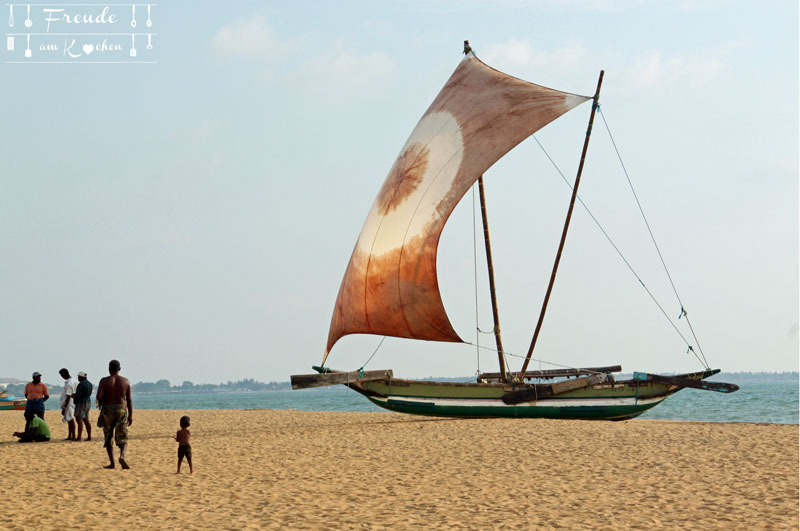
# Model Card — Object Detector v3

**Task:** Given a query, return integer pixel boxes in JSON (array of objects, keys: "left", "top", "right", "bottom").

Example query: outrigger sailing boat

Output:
[{"left": 292, "top": 43, "right": 738, "bottom": 420}]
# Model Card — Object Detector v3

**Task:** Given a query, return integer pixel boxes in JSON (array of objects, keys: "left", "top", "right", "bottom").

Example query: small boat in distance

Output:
[
  {"left": 291, "top": 42, "right": 738, "bottom": 420},
  {"left": 0, "top": 385, "right": 26, "bottom": 411}
]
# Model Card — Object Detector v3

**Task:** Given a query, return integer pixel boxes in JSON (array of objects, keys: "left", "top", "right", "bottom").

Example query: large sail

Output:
[{"left": 324, "top": 53, "right": 590, "bottom": 362}]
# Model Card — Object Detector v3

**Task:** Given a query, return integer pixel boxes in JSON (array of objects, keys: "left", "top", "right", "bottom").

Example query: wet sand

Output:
[{"left": 0, "top": 409, "right": 796, "bottom": 529}]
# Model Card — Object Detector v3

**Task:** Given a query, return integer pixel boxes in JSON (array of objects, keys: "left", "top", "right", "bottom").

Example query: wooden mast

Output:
[
  {"left": 518, "top": 70, "right": 605, "bottom": 378},
  {"left": 477, "top": 175, "right": 508, "bottom": 382}
]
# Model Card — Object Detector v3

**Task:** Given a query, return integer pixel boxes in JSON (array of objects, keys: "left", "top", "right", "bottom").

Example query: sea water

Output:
[
  {"left": 637, "top": 380, "right": 797, "bottom": 424},
  {"left": 42, "top": 377, "right": 798, "bottom": 424}
]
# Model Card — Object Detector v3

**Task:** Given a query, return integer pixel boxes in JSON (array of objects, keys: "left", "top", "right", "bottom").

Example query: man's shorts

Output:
[
  {"left": 74, "top": 401, "right": 91, "bottom": 420},
  {"left": 99, "top": 405, "right": 128, "bottom": 448},
  {"left": 25, "top": 398, "right": 45, "bottom": 418}
]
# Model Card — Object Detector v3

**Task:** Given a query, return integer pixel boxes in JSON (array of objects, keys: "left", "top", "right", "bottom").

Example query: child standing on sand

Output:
[{"left": 175, "top": 416, "right": 192, "bottom": 474}]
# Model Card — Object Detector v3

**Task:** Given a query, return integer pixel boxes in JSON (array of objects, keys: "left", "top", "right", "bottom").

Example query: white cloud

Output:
[
  {"left": 294, "top": 50, "right": 395, "bottom": 93},
  {"left": 212, "top": 13, "right": 278, "bottom": 60},
  {"left": 191, "top": 119, "right": 216, "bottom": 141},
  {"left": 482, "top": 41, "right": 587, "bottom": 74},
  {"left": 621, "top": 47, "right": 732, "bottom": 91},
  {"left": 481, "top": 39, "right": 740, "bottom": 96},
  {"left": 464, "top": 0, "right": 732, "bottom": 11},
  {"left": 673, "top": 0, "right": 731, "bottom": 12},
  {"left": 210, "top": 13, "right": 394, "bottom": 97}
]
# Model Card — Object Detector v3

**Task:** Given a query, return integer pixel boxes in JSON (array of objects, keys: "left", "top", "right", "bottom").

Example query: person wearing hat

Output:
[
  {"left": 24, "top": 372, "right": 49, "bottom": 427},
  {"left": 72, "top": 371, "right": 93, "bottom": 441}
]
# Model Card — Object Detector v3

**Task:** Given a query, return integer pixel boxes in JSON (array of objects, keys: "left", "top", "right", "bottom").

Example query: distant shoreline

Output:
[{"left": 3, "top": 371, "right": 797, "bottom": 397}]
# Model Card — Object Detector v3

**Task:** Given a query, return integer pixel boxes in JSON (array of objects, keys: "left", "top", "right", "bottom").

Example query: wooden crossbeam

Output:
[
  {"left": 290, "top": 369, "right": 393, "bottom": 390},
  {"left": 480, "top": 365, "right": 621, "bottom": 381},
  {"left": 501, "top": 374, "right": 607, "bottom": 405}
]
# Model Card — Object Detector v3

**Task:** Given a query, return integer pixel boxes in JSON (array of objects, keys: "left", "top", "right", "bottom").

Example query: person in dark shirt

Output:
[{"left": 73, "top": 371, "right": 93, "bottom": 442}]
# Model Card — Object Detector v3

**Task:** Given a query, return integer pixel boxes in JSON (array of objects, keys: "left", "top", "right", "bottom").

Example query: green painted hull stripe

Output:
[{"left": 369, "top": 397, "right": 664, "bottom": 420}]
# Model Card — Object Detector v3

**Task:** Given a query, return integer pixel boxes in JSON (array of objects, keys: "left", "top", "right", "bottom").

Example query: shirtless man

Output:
[{"left": 96, "top": 360, "right": 133, "bottom": 469}]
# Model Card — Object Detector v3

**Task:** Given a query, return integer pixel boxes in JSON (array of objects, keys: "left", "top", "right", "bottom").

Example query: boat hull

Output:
[
  {"left": 366, "top": 394, "right": 666, "bottom": 420},
  {"left": 345, "top": 371, "right": 717, "bottom": 420}
]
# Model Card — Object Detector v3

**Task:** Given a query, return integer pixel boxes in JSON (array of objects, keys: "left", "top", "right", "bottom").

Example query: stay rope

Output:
[
  {"left": 360, "top": 336, "right": 386, "bottom": 370},
  {"left": 597, "top": 107, "right": 709, "bottom": 369},
  {"left": 531, "top": 114, "right": 708, "bottom": 370},
  {"left": 471, "top": 181, "right": 512, "bottom": 378},
  {"left": 471, "top": 186, "right": 481, "bottom": 374},
  {"left": 465, "top": 341, "right": 607, "bottom": 376}
]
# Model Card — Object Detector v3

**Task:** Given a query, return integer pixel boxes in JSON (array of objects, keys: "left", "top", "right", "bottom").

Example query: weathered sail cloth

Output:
[{"left": 324, "top": 53, "right": 590, "bottom": 363}]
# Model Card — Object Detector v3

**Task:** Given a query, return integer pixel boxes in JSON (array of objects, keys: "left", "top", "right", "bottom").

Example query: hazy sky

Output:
[{"left": 1, "top": 0, "right": 797, "bottom": 385}]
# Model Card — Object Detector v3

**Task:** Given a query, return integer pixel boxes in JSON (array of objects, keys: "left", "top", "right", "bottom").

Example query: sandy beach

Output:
[{"left": 0, "top": 409, "right": 796, "bottom": 530}]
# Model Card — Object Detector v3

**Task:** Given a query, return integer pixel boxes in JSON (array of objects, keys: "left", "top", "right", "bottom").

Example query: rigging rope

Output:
[
  {"left": 466, "top": 341, "right": 607, "bottom": 376},
  {"left": 597, "top": 107, "right": 710, "bottom": 369},
  {"left": 471, "top": 186, "right": 481, "bottom": 374},
  {"left": 531, "top": 129, "right": 708, "bottom": 370},
  {"left": 472, "top": 181, "right": 512, "bottom": 380},
  {"left": 361, "top": 336, "right": 386, "bottom": 369}
]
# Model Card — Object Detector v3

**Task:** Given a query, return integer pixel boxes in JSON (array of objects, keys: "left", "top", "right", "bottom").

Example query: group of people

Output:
[
  {"left": 12, "top": 359, "right": 192, "bottom": 473},
  {"left": 13, "top": 369, "right": 92, "bottom": 442},
  {"left": 13, "top": 360, "right": 133, "bottom": 469}
]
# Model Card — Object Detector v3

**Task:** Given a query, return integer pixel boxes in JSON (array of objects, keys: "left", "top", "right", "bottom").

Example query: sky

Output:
[{"left": 1, "top": 0, "right": 797, "bottom": 385}]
